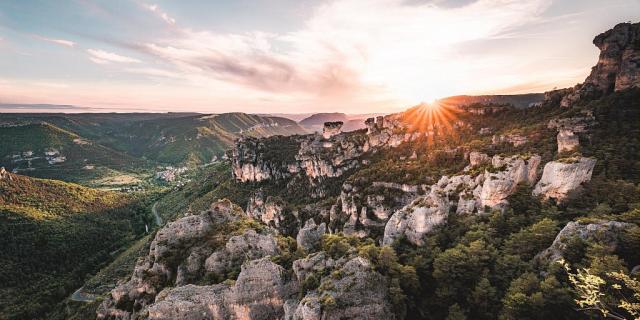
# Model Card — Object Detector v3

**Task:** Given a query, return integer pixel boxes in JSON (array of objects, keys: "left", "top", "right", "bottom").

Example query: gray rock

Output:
[
  {"left": 296, "top": 219, "right": 326, "bottom": 252},
  {"left": 533, "top": 157, "right": 596, "bottom": 202},
  {"left": 536, "top": 220, "right": 634, "bottom": 264}
]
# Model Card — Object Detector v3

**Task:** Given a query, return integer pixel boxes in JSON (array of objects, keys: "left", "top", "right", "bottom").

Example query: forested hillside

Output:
[{"left": 0, "top": 173, "right": 155, "bottom": 319}]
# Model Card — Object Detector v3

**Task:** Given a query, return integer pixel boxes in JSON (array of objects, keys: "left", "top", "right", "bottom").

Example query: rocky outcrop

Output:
[
  {"left": 296, "top": 219, "right": 326, "bottom": 252},
  {"left": 533, "top": 157, "right": 596, "bottom": 201},
  {"left": 469, "top": 152, "right": 490, "bottom": 167},
  {"left": 287, "top": 257, "right": 395, "bottom": 320},
  {"left": 0, "top": 167, "right": 12, "bottom": 180},
  {"left": 557, "top": 129, "right": 580, "bottom": 153},
  {"left": 322, "top": 122, "right": 343, "bottom": 139},
  {"left": 492, "top": 134, "right": 528, "bottom": 147},
  {"left": 231, "top": 137, "right": 299, "bottom": 182},
  {"left": 586, "top": 22, "right": 640, "bottom": 93},
  {"left": 246, "top": 191, "right": 287, "bottom": 229},
  {"left": 545, "top": 22, "right": 640, "bottom": 107},
  {"left": 479, "top": 155, "right": 541, "bottom": 209},
  {"left": 97, "top": 200, "right": 285, "bottom": 319},
  {"left": 536, "top": 220, "right": 634, "bottom": 264},
  {"left": 383, "top": 174, "right": 484, "bottom": 245},
  {"left": 204, "top": 229, "right": 279, "bottom": 277},
  {"left": 145, "top": 258, "right": 297, "bottom": 320},
  {"left": 384, "top": 153, "right": 540, "bottom": 246}
]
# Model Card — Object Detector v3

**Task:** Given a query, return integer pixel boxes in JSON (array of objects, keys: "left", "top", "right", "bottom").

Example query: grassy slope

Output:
[{"left": 0, "top": 174, "right": 154, "bottom": 320}]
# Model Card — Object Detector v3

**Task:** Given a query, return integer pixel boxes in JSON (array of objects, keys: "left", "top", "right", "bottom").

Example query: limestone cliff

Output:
[{"left": 544, "top": 22, "right": 640, "bottom": 107}]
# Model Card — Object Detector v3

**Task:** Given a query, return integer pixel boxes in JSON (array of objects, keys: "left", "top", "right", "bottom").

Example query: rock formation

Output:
[
  {"left": 296, "top": 219, "right": 326, "bottom": 252},
  {"left": 479, "top": 155, "right": 541, "bottom": 208},
  {"left": 544, "top": 22, "right": 640, "bottom": 107},
  {"left": 533, "top": 157, "right": 596, "bottom": 201},
  {"left": 536, "top": 220, "right": 634, "bottom": 264},
  {"left": 0, "top": 167, "right": 12, "bottom": 180},
  {"left": 286, "top": 257, "right": 396, "bottom": 320},
  {"left": 557, "top": 129, "right": 580, "bottom": 153},
  {"left": 322, "top": 121, "right": 343, "bottom": 139},
  {"left": 384, "top": 153, "right": 540, "bottom": 246},
  {"left": 246, "top": 191, "right": 287, "bottom": 229},
  {"left": 468, "top": 152, "right": 490, "bottom": 167}
]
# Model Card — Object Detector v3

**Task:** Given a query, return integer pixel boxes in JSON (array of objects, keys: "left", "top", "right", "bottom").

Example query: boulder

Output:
[
  {"left": 147, "top": 284, "right": 230, "bottom": 320},
  {"left": 469, "top": 152, "right": 490, "bottom": 167},
  {"left": 557, "top": 129, "right": 580, "bottom": 153},
  {"left": 97, "top": 200, "right": 246, "bottom": 319},
  {"left": 296, "top": 219, "right": 326, "bottom": 252},
  {"left": 533, "top": 157, "right": 596, "bottom": 201}
]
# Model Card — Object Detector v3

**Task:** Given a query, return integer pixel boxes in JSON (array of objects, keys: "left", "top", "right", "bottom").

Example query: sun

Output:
[{"left": 401, "top": 100, "right": 460, "bottom": 135}]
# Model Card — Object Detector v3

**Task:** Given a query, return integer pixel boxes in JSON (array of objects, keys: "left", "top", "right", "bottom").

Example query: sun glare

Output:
[{"left": 402, "top": 100, "right": 461, "bottom": 138}]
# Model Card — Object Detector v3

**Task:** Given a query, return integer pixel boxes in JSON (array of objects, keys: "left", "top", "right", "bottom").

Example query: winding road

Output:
[{"left": 69, "top": 287, "right": 96, "bottom": 303}]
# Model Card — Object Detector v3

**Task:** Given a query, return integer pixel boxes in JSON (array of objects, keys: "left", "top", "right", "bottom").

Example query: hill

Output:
[
  {"left": 438, "top": 93, "right": 545, "bottom": 109},
  {"left": 0, "top": 112, "right": 307, "bottom": 184},
  {"left": 0, "top": 122, "right": 147, "bottom": 185},
  {"left": 0, "top": 172, "right": 155, "bottom": 319}
]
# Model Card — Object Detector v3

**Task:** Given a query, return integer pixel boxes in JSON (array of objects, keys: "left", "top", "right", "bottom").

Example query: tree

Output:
[{"left": 563, "top": 261, "right": 640, "bottom": 320}]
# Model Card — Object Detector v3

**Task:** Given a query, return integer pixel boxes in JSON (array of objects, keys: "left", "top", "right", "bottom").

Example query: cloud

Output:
[
  {"left": 135, "top": 0, "right": 555, "bottom": 105},
  {"left": 36, "top": 36, "right": 76, "bottom": 47},
  {"left": 87, "top": 49, "right": 141, "bottom": 64},
  {"left": 142, "top": 3, "right": 176, "bottom": 25}
]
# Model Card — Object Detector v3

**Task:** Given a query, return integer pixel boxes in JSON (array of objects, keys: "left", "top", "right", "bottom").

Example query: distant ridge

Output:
[{"left": 437, "top": 93, "right": 545, "bottom": 109}]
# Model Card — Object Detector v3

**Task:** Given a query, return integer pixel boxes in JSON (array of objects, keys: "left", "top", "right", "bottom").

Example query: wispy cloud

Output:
[
  {"left": 36, "top": 35, "right": 76, "bottom": 47},
  {"left": 136, "top": 0, "right": 555, "bottom": 104},
  {"left": 87, "top": 49, "right": 141, "bottom": 64},
  {"left": 142, "top": 3, "right": 176, "bottom": 25}
]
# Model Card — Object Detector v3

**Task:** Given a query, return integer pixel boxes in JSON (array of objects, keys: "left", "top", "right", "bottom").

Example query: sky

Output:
[{"left": 0, "top": 0, "right": 638, "bottom": 114}]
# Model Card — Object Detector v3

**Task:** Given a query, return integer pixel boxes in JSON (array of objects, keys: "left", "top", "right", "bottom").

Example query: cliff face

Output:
[
  {"left": 546, "top": 22, "right": 640, "bottom": 107},
  {"left": 231, "top": 115, "right": 423, "bottom": 183},
  {"left": 587, "top": 22, "right": 640, "bottom": 93},
  {"left": 382, "top": 154, "right": 540, "bottom": 246}
]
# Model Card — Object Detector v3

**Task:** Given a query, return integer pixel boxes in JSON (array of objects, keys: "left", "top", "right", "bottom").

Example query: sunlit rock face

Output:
[
  {"left": 383, "top": 174, "right": 483, "bottom": 246},
  {"left": 231, "top": 114, "right": 425, "bottom": 184},
  {"left": 587, "top": 22, "right": 640, "bottom": 93},
  {"left": 479, "top": 155, "right": 541, "bottom": 209},
  {"left": 536, "top": 220, "right": 634, "bottom": 264},
  {"left": 544, "top": 22, "right": 640, "bottom": 107},
  {"left": 383, "top": 153, "right": 541, "bottom": 246},
  {"left": 246, "top": 190, "right": 287, "bottom": 228},
  {"left": 322, "top": 121, "right": 343, "bottom": 139},
  {"left": 533, "top": 157, "right": 596, "bottom": 202},
  {"left": 557, "top": 129, "right": 580, "bottom": 153}
]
